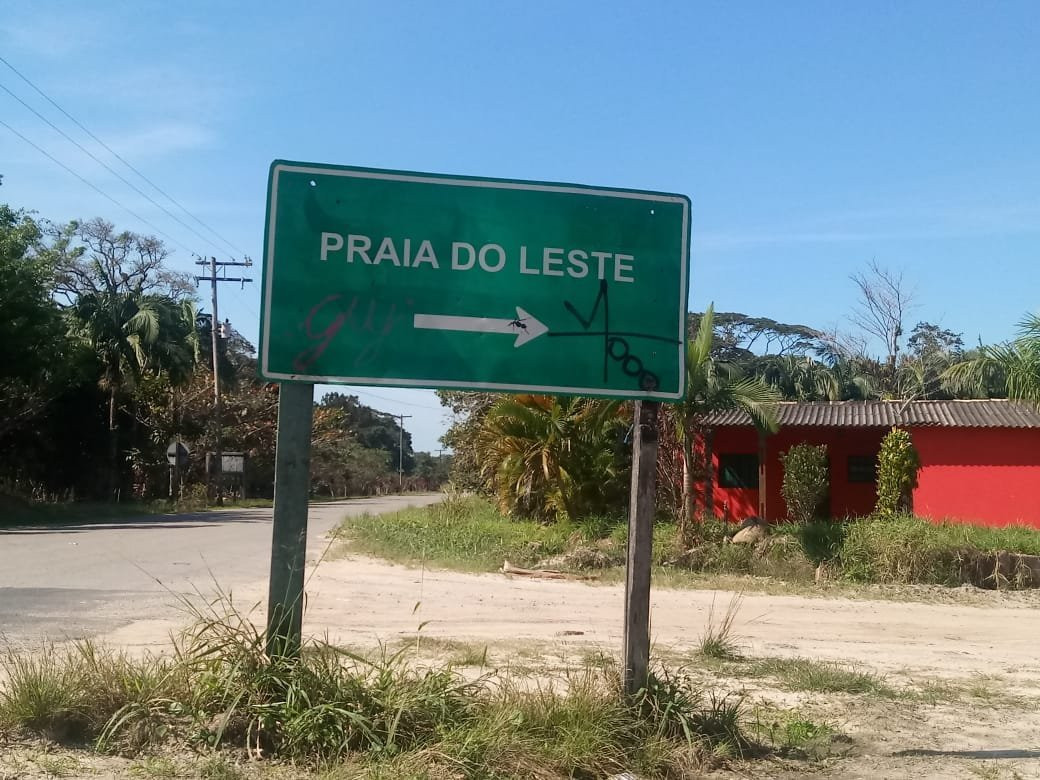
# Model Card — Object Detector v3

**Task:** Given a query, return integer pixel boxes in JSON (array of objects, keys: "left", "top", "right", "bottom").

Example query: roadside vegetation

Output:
[
  {"left": 0, "top": 599, "right": 771, "bottom": 778},
  {"left": 5, "top": 591, "right": 1023, "bottom": 777},
  {"left": 1, "top": 207, "right": 449, "bottom": 514},
  {"left": 339, "top": 495, "right": 1040, "bottom": 590}
]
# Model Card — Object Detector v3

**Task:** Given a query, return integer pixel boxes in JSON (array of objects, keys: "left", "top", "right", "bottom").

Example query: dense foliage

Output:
[
  {"left": 475, "top": 395, "right": 629, "bottom": 521},
  {"left": 780, "top": 443, "right": 830, "bottom": 524},
  {"left": 0, "top": 205, "right": 440, "bottom": 505},
  {"left": 875, "top": 428, "right": 921, "bottom": 517},
  {"left": 6, "top": 198, "right": 1036, "bottom": 516}
]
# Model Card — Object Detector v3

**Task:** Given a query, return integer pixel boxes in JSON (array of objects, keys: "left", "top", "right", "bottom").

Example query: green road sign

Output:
[{"left": 260, "top": 161, "right": 690, "bottom": 400}]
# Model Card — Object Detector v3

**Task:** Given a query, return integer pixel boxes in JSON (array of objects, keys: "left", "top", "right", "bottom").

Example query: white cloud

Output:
[
  {"left": 80, "top": 64, "right": 238, "bottom": 119},
  {"left": 0, "top": 7, "right": 110, "bottom": 59},
  {"left": 106, "top": 121, "right": 216, "bottom": 160}
]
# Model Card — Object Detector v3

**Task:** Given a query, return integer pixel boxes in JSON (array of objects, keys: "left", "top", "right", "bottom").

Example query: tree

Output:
[
  {"left": 412, "top": 451, "right": 452, "bottom": 489},
  {"left": 69, "top": 291, "right": 199, "bottom": 495},
  {"left": 319, "top": 393, "right": 414, "bottom": 474},
  {"left": 897, "top": 322, "right": 964, "bottom": 400},
  {"left": 821, "top": 356, "right": 877, "bottom": 401},
  {"left": 311, "top": 436, "right": 393, "bottom": 497},
  {"left": 436, "top": 390, "right": 498, "bottom": 490},
  {"left": 906, "top": 322, "right": 964, "bottom": 364},
  {"left": 687, "top": 311, "right": 825, "bottom": 364},
  {"left": 944, "top": 313, "right": 1040, "bottom": 404},
  {"left": 0, "top": 206, "right": 70, "bottom": 443},
  {"left": 0, "top": 207, "right": 64, "bottom": 381},
  {"left": 780, "top": 443, "right": 829, "bottom": 523},
  {"left": 758, "top": 355, "right": 841, "bottom": 401},
  {"left": 49, "top": 218, "right": 193, "bottom": 304},
  {"left": 51, "top": 220, "right": 198, "bottom": 497},
  {"left": 674, "top": 304, "right": 780, "bottom": 547},
  {"left": 849, "top": 261, "right": 915, "bottom": 394},
  {"left": 475, "top": 394, "right": 627, "bottom": 521}
]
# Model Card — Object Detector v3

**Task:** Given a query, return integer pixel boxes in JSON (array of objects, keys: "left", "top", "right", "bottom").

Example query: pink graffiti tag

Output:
[{"left": 292, "top": 294, "right": 409, "bottom": 373}]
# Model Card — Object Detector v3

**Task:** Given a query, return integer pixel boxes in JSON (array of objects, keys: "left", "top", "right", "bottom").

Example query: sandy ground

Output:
[
  {"left": 90, "top": 546, "right": 1040, "bottom": 779},
  {"left": 107, "top": 550, "right": 1040, "bottom": 684}
]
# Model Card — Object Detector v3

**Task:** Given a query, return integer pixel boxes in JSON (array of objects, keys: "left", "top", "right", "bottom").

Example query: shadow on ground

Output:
[
  {"left": 892, "top": 749, "right": 1040, "bottom": 759},
  {"left": 0, "top": 509, "right": 270, "bottom": 534}
]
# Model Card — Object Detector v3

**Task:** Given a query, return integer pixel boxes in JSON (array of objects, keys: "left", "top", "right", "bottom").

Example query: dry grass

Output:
[
  {"left": 697, "top": 593, "right": 745, "bottom": 660},
  {"left": 0, "top": 594, "right": 760, "bottom": 777}
]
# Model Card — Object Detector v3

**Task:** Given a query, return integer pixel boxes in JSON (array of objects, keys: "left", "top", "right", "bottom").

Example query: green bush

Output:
[
  {"left": 839, "top": 514, "right": 968, "bottom": 584},
  {"left": 875, "top": 428, "right": 920, "bottom": 517},
  {"left": 780, "top": 443, "right": 829, "bottom": 523},
  {"left": 839, "top": 512, "right": 1040, "bottom": 585}
]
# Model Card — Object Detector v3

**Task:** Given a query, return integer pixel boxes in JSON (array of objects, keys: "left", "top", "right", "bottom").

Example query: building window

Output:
[
  {"left": 718, "top": 453, "right": 759, "bottom": 489},
  {"left": 847, "top": 455, "right": 877, "bottom": 484}
]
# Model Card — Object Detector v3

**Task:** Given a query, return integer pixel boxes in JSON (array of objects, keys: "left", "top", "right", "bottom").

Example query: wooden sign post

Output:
[
  {"left": 266, "top": 382, "right": 315, "bottom": 656},
  {"left": 623, "top": 399, "right": 660, "bottom": 697}
]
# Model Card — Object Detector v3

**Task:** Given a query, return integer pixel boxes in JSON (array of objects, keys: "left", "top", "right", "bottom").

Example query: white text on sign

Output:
[{"left": 319, "top": 232, "right": 636, "bottom": 283}]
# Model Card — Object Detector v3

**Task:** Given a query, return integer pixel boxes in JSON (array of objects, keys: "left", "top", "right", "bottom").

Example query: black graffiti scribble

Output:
[{"left": 552, "top": 280, "right": 680, "bottom": 392}]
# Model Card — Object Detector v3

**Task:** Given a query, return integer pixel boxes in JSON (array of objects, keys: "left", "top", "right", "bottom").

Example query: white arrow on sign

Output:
[{"left": 413, "top": 306, "right": 549, "bottom": 348}]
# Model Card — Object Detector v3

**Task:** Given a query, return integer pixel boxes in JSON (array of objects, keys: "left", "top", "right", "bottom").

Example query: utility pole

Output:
[
  {"left": 393, "top": 413, "right": 413, "bottom": 491},
  {"left": 195, "top": 256, "right": 253, "bottom": 507}
]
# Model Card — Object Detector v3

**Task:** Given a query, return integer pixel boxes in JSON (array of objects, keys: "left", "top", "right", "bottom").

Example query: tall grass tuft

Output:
[
  {"left": 0, "top": 645, "right": 87, "bottom": 742},
  {"left": 697, "top": 594, "right": 744, "bottom": 660}
]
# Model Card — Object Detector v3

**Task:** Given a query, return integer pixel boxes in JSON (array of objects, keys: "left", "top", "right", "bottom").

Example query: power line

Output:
[
  {"left": 0, "top": 117, "right": 191, "bottom": 254},
  {"left": 347, "top": 388, "right": 445, "bottom": 411},
  {"left": 0, "top": 57, "right": 264, "bottom": 333},
  {"left": 0, "top": 72, "right": 261, "bottom": 322},
  {"left": 0, "top": 54, "right": 247, "bottom": 258},
  {"left": 201, "top": 258, "right": 262, "bottom": 322},
  {"left": 1, "top": 117, "right": 261, "bottom": 326},
  {"left": 0, "top": 80, "right": 233, "bottom": 257}
]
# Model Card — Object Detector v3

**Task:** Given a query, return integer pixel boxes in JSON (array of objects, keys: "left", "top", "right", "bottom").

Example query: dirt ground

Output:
[{"left": 79, "top": 546, "right": 1040, "bottom": 779}]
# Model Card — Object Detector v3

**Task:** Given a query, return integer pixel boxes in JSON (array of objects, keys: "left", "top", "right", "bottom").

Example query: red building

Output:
[{"left": 700, "top": 400, "right": 1040, "bottom": 529}]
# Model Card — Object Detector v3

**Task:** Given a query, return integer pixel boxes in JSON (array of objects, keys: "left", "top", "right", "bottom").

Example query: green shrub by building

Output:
[
  {"left": 875, "top": 428, "right": 920, "bottom": 517},
  {"left": 780, "top": 443, "right": 829, "bottom": 523}
]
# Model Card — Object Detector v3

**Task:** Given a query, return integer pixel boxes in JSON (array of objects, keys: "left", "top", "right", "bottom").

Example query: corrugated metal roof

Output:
[{"left": 705, "top": 400, "right": 1040, "bottom": 428}]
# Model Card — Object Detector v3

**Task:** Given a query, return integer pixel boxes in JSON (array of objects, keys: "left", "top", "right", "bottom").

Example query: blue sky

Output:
[{"left": 3, "top": 1, "right": 1038, "bottom": 452}]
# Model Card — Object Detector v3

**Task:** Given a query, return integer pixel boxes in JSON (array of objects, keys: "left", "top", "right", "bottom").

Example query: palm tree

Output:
[
  {"left": 475, "top": 394, "right": 626, "bottom": 521},
  {"left": 674, "top": 305, "right": 780, "bottom": 547},
  {"left": 823, "top": 356, "right": 876, "bottom": 401},
  {"left": 68, "top": 291, "right": 198, "bottom": 495},
  {"left": 943, "top": 314, "right": 1040, "bottom": 403},
  {"left": 759, "top": 354, "right": 841, "bottom": 400}
]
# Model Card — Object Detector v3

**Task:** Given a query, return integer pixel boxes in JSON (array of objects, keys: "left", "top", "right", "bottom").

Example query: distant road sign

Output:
[
  {"left": 260, "top": 161, "right": 690, "bottom": 400},
  {"left": 222, "top": 453, "right": 246, "bottom": 474},
  {"left": 206, "top": 452, "right": 247, "bottom": 475},
  {"left": 166, "top": 442, "right": 189, "bottom": 467}
]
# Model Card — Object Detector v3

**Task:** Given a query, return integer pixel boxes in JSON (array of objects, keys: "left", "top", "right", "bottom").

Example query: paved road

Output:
[{"left": 0, "top": 495, "right": 439, "bottom": 649}]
